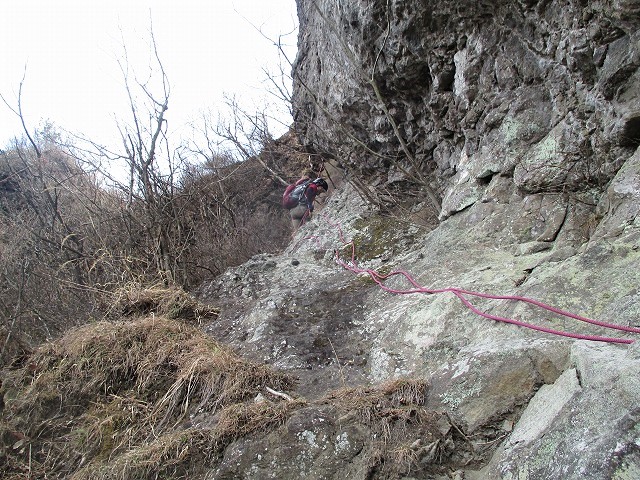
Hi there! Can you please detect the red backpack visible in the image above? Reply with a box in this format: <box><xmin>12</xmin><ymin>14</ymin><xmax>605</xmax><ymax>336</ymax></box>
<box><xmin>282</xmin><ymin>179</ymin><xmax>311</xmax><ymax>209</ymax></box>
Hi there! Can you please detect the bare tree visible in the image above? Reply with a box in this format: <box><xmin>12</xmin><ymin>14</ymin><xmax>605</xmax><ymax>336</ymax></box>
<box><xmin>63</xmin><ymin>21</ymin><xmax>198</xmax><ymax>285</ymax></box>
<box><xmin>0</xmin><ymin>125</ymin><xmax>125</xmax><ymax>363</ymax></box>
<box><xmin>0</xmin><ymin>12</ymin><xmax>321</xmax><ymax>364</ymax></box>
<box><xmin>0</xmin><ymin>66</ymin><xmax>42</xmax><ymax>158</ymax></box>
<box><xmin>116</xmin><ymin>24</ymin><xmax>176</xmax><ymax>281</ymax></box>
<box><xmin>179</xmin><ymin>98</ymin><xmax>307</xmax><ymax>281</ymax></box>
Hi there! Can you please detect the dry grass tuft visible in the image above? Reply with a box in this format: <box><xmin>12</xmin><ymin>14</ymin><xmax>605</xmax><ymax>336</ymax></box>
<box><xmin>325</xmin><ymin>378</ymin><xmax>451</xmax><ymax>477</ymax></box>
<box><xmin>214</xmin><ymin>399</ymin><xmax>304</xmax><ymax>447</ymax></box>
<box><xmin>326</xmin><ymin>378</ymin><xmax>429</xmax><ymax>424</ymax></box>
<box><xmin>111</xmin><ymin>282</ymin><xmax>219</xmax><ymax>322</ymax></box>
<box><xmin>0</xmin><ymin>315</ymin><xmax>459</xmax><ymax>479</ymax></box>
<box><xmin>66</xmin><ymin>400</ymin><xmax>304</xmax><ymax>480</ymax></box>
<box><xmin>0</xmin><ymin>316</ymin><xmax>297</xmax><ymax>479</ymax></box>
<box><xmin>1</xmin><ymin>331</ymin><xmax>462</xmax><ymax>479</ymax></box>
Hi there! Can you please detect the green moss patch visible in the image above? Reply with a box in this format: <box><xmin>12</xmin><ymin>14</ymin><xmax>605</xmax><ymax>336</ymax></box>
<box><xmin>351</xmin><ymin>215</ymin><xmax>417</xmax><ymax>262</ymax></box>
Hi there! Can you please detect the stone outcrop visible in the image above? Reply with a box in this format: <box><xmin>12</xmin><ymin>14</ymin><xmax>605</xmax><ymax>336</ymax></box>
<box><xmin>202</xmin><ymin>156</ymin><xmax>640</xmax><ymax>477</ymax></box>
<box><xmin>293</xmin><ymin>0</ymin><xmax>640</xmax><ymax>213</ymax></box>
<box><xmin>198</xmin><ymin>1</ymin><xmax>640</xmax><ymax>478</ymax></box>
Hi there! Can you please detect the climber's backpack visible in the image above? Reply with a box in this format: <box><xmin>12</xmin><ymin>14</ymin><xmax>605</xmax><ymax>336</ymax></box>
<box><xmin>282</xmin><ymin>179</ymin><xmax>312</xmax><ymax>209</ymax></box>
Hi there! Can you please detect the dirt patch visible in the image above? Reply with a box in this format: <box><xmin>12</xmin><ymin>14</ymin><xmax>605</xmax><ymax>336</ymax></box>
<box><xmin>207</xmin><ymin>275</ymin><xmax>376</xmax><ymax>399</ymax></box>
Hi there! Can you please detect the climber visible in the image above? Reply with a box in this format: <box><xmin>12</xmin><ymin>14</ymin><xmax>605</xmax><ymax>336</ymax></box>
<box><xmin>284</xmin><ymin>177</ymin><xmax>329</xmax><ymax>229</ymax></box>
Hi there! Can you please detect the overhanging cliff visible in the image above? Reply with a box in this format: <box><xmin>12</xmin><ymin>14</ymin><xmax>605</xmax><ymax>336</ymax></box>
<box><xmin>293</xmin><ymin>0</ymin><xmax>640</xmax><ymax>218</ymax></box>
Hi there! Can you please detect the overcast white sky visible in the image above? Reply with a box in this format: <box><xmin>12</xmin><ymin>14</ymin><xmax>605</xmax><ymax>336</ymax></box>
<box><xmin>0</xmin><ymin>0</ymin><xmax>298</xmax><ymax>150</ymax></box>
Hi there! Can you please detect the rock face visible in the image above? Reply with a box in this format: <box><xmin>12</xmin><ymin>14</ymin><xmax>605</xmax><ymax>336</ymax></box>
<box><xmin>198</xmin><ymin>1</ymin><xmax>640</xmax><ymax>478</ymax></box>
<box><xmin>293</xmin><ymin>0</ymin><xmax>640</xmax><ymax>211</ymax></box>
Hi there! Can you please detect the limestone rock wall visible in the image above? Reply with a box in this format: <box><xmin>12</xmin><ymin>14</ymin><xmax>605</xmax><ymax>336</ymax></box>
<box><xmin>293</xmin><ymin>0</ymin><xmax>640</xmax><ymax>217</ymax></box>
<box><xmin>196</xmin><ymin>1</ymin><xmax>640</xmax><ymax>478</ymax></box>
<box><xmin>201</xmin><ymin>151</ymin><xmax>640</xmax><ymax>478</ymax></box>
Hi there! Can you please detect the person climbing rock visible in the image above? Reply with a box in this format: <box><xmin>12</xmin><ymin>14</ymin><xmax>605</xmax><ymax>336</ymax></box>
<box><xmin>284</xmin><ymin>177</ymin><xmax>329</xmax><ymax>229</ymax></box>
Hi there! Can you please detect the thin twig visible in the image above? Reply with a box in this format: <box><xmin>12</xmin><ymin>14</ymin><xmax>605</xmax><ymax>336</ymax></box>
<box><xmin>328</xmin><ymin>336</ymin><xmax>347</xmax><ymax>388</ymax></box>
<box><xmin>265</xmin><ymin>386</ymin><xmax>294</xmax><ymax>401</ymax></box>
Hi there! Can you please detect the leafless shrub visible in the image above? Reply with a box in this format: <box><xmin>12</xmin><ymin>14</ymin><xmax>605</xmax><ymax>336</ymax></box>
<box><xmin>0</xmin><ymin>23</ymin><xmax>310</xmax><ymax>362</ymax></box>
<box><xmin>0</xmin><ymin>138</ymin><xmax>130</xmax><ymax>363</ymax></box>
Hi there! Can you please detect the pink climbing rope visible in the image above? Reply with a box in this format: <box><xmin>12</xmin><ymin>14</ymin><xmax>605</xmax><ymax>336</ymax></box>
<box><xmin>319</xmin><ymin>213</ymin><xmax>638</xmax><ymax>345</ymax></box>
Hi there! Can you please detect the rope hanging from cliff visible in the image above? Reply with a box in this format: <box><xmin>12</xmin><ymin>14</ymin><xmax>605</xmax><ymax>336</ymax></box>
<box><xmin>317</xmin><ymin>214</ymin><xmax>639</xmax><ymax>345</ymax></box>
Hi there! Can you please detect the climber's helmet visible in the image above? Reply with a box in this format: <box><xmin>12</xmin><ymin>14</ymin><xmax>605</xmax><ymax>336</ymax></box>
<box><xmin>313</xmin><ymin>178</ymin><xmax>329</xmax><ymax>192</ymax></box>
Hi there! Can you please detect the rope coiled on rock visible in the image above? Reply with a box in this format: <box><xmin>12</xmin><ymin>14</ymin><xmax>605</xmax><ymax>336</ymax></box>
<box><xmin>317</xmin><ymin>213</ymin><xmax>639</xmax><ymax>345</ymax></box>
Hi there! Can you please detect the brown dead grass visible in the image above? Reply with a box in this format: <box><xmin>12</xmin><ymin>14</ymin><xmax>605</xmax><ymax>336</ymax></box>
<box><xmin>111</xmin><ymin>282</ymin><xmax>219</xmax><ymax>322</ymax></box>
<box><xmin>0</xmin><ymin>326</ymin><xmax>458</xmax><ymax>480</ymax></box>
<box><xmin>324</xmin><ymin>378</ymin><xmax>453</xmax><ymax>477</ymax></box>
<box><xmin>0</xmin><ymin>315</ymin><xmax>297</xmax><ymax>480</ymax></box>
<box><xmin>325</xmin><ymin>378</ymin><xmax>430</xmax><ymax>425</ymax></box>
<box><xmin>0</xmin><ymin>290</ymin><xmax>459</xmax><ymax>480</ymax></box>
<box><xmin>68</xmin><ymin>399</ymin><xmax>305</xmax><ymax>480</ymax></box>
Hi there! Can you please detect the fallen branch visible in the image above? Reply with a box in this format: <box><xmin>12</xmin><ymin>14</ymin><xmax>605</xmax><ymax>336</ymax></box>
<box><xmin>265</xmin><ymin>386</ymin><xmax>294</xmax><ymax>402</ymax></box>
